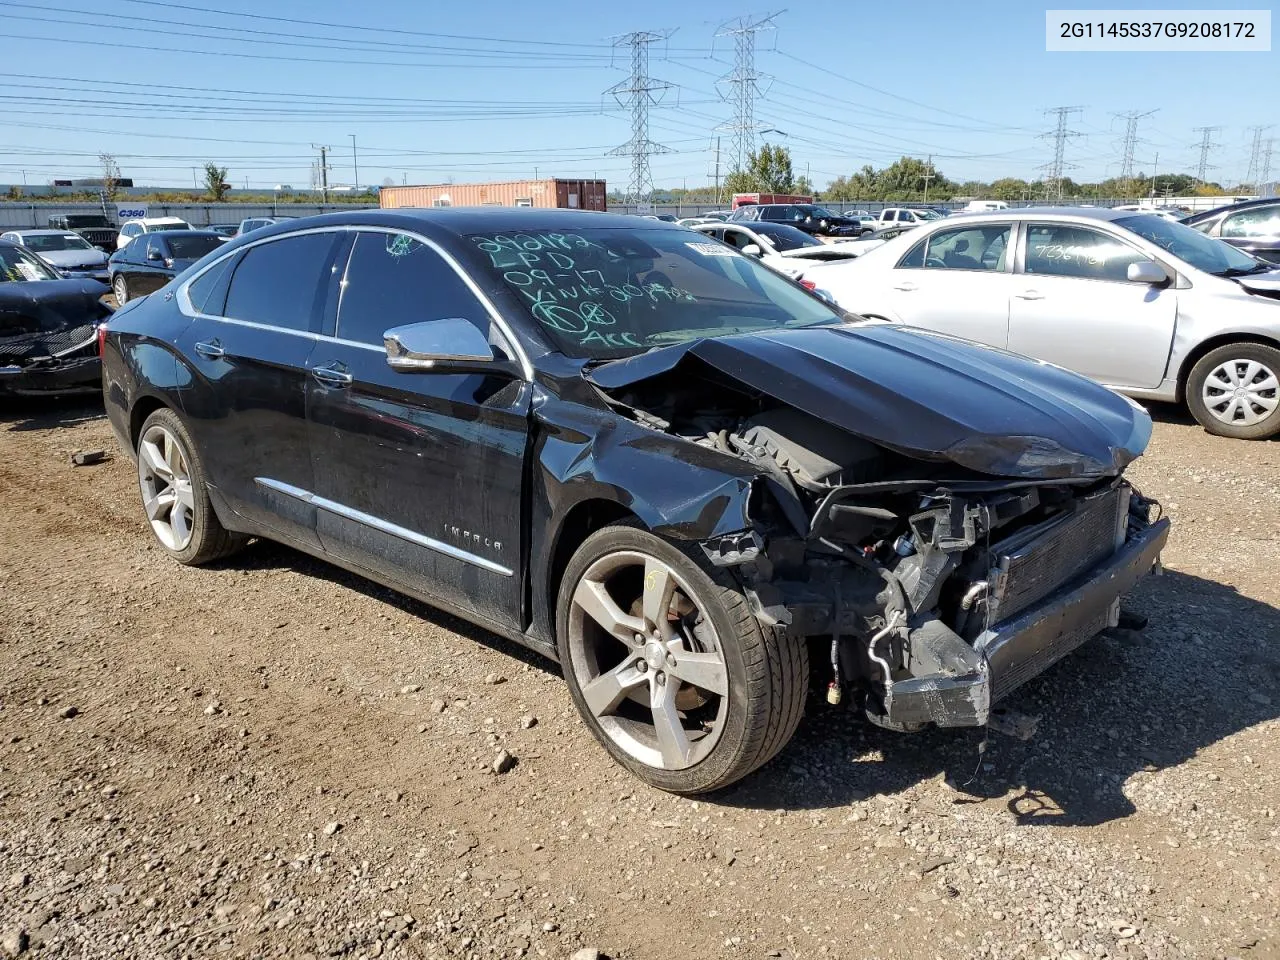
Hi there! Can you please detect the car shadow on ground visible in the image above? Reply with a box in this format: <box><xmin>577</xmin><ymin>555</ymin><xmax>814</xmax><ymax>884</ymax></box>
<box><xmin>719</xmin><ymin>568</ymin><xmax>1280</xmax><ymax>826</ymax></box>
<box><xmin>226</xmin><ymin>536</ymin><xmax>1278</xmax><ymax>827</ymax></box>
<box><xmin>0</xmin><ymin>396</ymin><xmax>105</xmax><ymax>432</ymax></box>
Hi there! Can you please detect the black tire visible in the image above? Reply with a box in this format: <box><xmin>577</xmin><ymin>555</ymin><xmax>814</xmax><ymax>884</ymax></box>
<box><xmin>555</xmin><ymin>521</ymin><xmax>807</xmax><ymax>794</ymax></box>
<box><xmin>136</xmin><ymin>407</ymin><xmax>247</xmax><ymax>565</ymax></box>
<box><xmin>112</xmin><ymin>274</ymin><xmax>129</xmax><ymax>305</ymax></box>
<box><xmin>1185</xmin><ymin>341</ymin><xmax>1280</xmax><ymax>440</ymax></box>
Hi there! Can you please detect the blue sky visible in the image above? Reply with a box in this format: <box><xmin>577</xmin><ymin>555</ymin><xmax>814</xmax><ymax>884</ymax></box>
<box><xmin>0</xmin><ymin>0</ymin><xmax>1273</xmax><ymax>190</ymax></box>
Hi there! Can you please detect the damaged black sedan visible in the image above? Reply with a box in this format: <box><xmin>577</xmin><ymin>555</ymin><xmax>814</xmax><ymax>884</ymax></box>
<box><xmin>1</xmin><ymin>239</ymin><xmax>111</xmax><ymax>397</ymax></box>
<box><xmin>100</xmin><ymin>210</ymin><xmax>1169</xmax><ymax>793</ymax></box>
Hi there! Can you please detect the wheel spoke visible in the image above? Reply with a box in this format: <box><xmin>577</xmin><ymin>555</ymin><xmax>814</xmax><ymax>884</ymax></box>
<box><xmin>641</xmin><ymin>557</ymin><xmax>676</xmax><ymax>639</ymax></box>
<box><xmin>1207</xmin><ymin>370</ymin><xmax>1233</xmax><ymax>391</ymax></box>
<box><xmin>580</xmin><ymin>659</ymin><xmax>647</xmax><ymax>718</ymax></box>
<box><xmin>1223</xmin><ymin>397</ymin><xmax>1243</xmax><ymax>421</ymax></box>
<box><xmin>139</xmin><ymin>439</ymin><xmax>173</xmax><ymax>481</ymax></box>
<box><xmin>170</xmin><ymin>502</ymin><xmax>193</xmax><ymax>547</ymax></box>
<box><xmin>173</xmin><ymin>478</ymin><xmax>196</xmax><ymax>512</ymax></box>
<box><xmin>574</xmin><ymin>578</ymin><xmax>644</xmax><ymax>646</ymax></box>
<box><xmin>144</xmin><ymin>489</ymin><xmax>176</xmax><ymax>521</ymax></box>
<box><xmin>1247</xmin><ymin>392</ymin><xmax>1278</xmax><ymax>412</ymax></box>
<box><xmin>1242</xmin><ymin>361</ymin><xmax>1261</xmax><ymax>385</ymax></box>
<box><xmin>650</xmin><ymin>680</ymin><xmax>692</xmax><ymax>768</ymax></box>
<box><xmin>666</xmin><ymin>650</ymin><xmax>728</xmax><ymax>697</ymax></box>
<box><xmin>1250</xmin><ymin>374</ymin><xmax>1278</xmax><ymax>394</ymax></box>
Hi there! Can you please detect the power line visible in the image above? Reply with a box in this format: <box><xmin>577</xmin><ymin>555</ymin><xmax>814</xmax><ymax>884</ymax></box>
<box><xmin>1114</xmin><ymin>109</ymin><xmax>1157</xmax><ymax>180</ymax></box>
<box><xmin>715</xmin><ymin>13</ymin><xmax>779</xmax><ymax>173</ymax></box>
<box><xmin>1192</xmin><ymin>126</ymin><xmax>1221</xmax><ymax>182</ymax></box>
<box><xmin>604</xmin><ymin>31</ymin><xmax>676</xmax><ymax>204</ymax></box>
<box><xmin>1038</xmin><ymin>106</ymin><xmax>1084</xmax><ymax>199</ymax></box>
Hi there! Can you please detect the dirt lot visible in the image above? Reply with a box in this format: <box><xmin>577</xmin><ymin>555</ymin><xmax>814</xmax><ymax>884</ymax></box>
<box><xmin>0</xmin><ymin>398</ymin><xmax>1276</xmax><ymax>960</ymax></box>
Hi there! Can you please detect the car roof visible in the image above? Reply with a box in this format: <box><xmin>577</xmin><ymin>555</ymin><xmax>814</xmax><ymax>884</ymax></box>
<box><xmin>144</xmin><ymin>229</ymin><xmax>223</xmax><ymax>237</ymax></box>
<box><xmin>938</xmin><ymin>206</ymin><xmax>1147</xmax><ymax>223</ymax></box>
<box><xmin>1184</xmin><ymin>196</ymin><xmax>1278</xmax><ymax>221</ymax></box>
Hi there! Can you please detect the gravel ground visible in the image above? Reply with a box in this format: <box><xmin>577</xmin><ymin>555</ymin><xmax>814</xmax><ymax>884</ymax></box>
<box><xmin>0</xmin><ymin>398</ymin><xmax>1276</xmax><ymax>960</ymax></box>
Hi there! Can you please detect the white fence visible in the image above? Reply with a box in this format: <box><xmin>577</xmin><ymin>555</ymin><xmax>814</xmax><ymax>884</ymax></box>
<box><xmin>0</xmin><ymin>201</ymin><xmax>378</xmax><ymax>229</ymax></box>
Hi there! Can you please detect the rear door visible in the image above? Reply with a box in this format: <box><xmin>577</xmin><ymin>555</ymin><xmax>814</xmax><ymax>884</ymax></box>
<box><xmin>1008</xmin><ymin>222</ymin><xmax>1177</xmax><ymax>389</ymax></box>
<box><xmin>174</xmin><ymin>230</ymin><xmax>347</xmax><ymax>548</ymax></box>
<box><xmin>876</xmin><ymin>221</ymin><xmax>1015</xmax><ymax>347</ymax></box>
<box><xmin>304</xmin><ymin>228</ymin><xmax>531</xmax><ymax>630</ymax></box>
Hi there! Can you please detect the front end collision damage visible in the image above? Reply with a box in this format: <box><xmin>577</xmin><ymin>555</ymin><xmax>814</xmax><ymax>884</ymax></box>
<box><xmin>555</xmin><ymin>325</ymin><xmax>1171</xmax><ymax>731</ymax></box>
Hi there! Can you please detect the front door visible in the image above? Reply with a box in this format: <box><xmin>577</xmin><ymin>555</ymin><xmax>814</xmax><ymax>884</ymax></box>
<box><xmin>880</xmin><ymin>221</ymin><xmax>1015</xmax><ymax>348</ymax></box>
<box><xmin>174</xmin><ymin>230</ymin><xmax>347</xmax><ymax>548</ymax></box>
<box><xmin>305</xmin><ymin>228</ymin><xmax>531</xmax><ymax>630</ymax></box>
<box><xmin>1009</xmin><ymin>222</ymin><xmax>1177</xmax><ymax>389</ymax></box>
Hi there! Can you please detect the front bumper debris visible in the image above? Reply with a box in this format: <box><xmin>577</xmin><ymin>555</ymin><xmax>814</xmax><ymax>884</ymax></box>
<box><xmin>881</xmin><ymin>516</ymin><xmax>1170</xmax><ymax>729</ymax></box>
<box><xmin>0</xmin><ymin>356</ymin><xmax>102</xmax><ymax>395</ymax></box>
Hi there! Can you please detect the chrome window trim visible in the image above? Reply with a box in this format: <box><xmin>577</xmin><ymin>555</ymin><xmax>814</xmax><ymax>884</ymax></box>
<box><xmin>255</xmin><ymin>477</ymin><xmax>513</xmax><ymax>577</ymax></box>
<box><xmin>175</xmin><ymin>223</ymin><xmax>533</xmax><ymax>379</ymax></box>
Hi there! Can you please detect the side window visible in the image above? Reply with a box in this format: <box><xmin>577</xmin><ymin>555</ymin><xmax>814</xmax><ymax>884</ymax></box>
<box><xmin>719</xmin><ymin>228</ymin><xmax>748</xmax><ymax>249</ymax></box>
<box><xmin>145</xmin><ymin>236</ymin><xmax>164</xmax><ymax>259</ymax></box>
<box><xmin>335</xmin><ymin>231</ymin><xmax>489</xmax><ymax>346</ymax></box>
<box><xmin>223</xmin><ymin>232</ymin><xmax>339</xmax><ymax>332</ymax></box>
<box><xmin>1024</xmin><ymin>224</ymin><xmax>1146</xmax><ymax>282</ymax></box>
<box><xmin>122</xmin><ymin>223</ymin><xmax>139</xmax><ymax>238</ymax></box>
<box><xmin>186</xmin><ymin>257</ymin><xmax>235</xmax><ymax>315</ymax></box>
<box><xmin>1222</xmin><ymin>205</ymin><xmax>1280</xmax><ymax>239</ymax></box>
<box><xmin>898</xmin><ymin>225</ymin><xmax>1012</xmax><ymax>271</ymax></box>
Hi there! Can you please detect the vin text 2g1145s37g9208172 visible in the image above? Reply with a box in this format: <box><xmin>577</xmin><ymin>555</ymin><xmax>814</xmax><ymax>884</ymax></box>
<box><xmin>100</xmin><ymin>209</ymin><xmax>1169</xmax><ymax>793</ymax></box>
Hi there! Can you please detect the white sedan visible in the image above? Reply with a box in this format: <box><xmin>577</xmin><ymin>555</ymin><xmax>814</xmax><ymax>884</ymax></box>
<box><xmin>689</xmin><ymin>221</ymin><xmax>869</xmax><ymax>278</ymax></box>
<box><xmin>799</xmin><ymin>206</ymin><xmax>1280</xmax><ymax>439</ymax></box>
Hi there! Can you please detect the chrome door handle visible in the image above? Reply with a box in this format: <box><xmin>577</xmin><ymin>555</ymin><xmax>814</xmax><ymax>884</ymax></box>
<box><xmin>1015</xmin><ymin>290</ymin><xmax>1044</xmax><ymax>300</ymax></box>
<box><xmin>311</xmin><ymin>363</ymin><xmax>352</xmax><ymax>387</ymax></box>
<box><xmin>194</xmin><ymin>339</ymin><xmax>224</xmax><ymax>359</ymax></box>
<box><xmin>893</xmin><ymin>281</ymin><xmax>917</xmax><ymax>292</ymax></box>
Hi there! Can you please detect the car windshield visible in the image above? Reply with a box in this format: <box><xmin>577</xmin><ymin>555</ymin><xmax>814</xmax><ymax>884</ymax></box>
<box><xmin>751</xmin><ymin>223</ymin><xmax>823</xmax><ymax>251</ymax></box>
<box><xmin>153</xmin><ymin>221</ymin><xmax>192</xmax><ymax>231</ymax></box>
<box><xmin>915</xmin><ymin>209</ymin><xmax>943</xmax><ymax>220</ymax></box>
<box><xmin>468</xmin><ymin>227</ymin><xmax>842</xmax><ymax>360</ymax></box>
<box><xmin>1116</xmin><ymin>214</ymin><xmax>1263</xmax><ymax>276</ymax></box>
<box><xmin>804</xmin><ymin>206</ymin><xmax>837</xmax><ymax>218</ymax></box>
<box><xmin>23</xmin><ymin>234</ymin><xmax>94</xmax><ymax>252</ymax></box>
<box><xmin>165</xmin><ymin>235</ymin><xmax>224</xmax><ymax>260</ymax></box>
<box><xmin>0</xmin><ymin>246</ymin><xmax>60</xmax><ymax>282</ymax></box>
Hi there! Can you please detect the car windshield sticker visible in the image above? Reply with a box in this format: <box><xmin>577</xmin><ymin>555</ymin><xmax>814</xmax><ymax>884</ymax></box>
<box><xmin>13</xmin><ymin>261</ymin><xmax>40</xmax><ymax>282</ymax></box>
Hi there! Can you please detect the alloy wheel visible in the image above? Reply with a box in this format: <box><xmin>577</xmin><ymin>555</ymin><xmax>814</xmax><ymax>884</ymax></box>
<box><xmin>1201</xmin><ymin>358</ymin><xmax>1279</xmax><ymax>427</ymax></box>
<box><xmin>137</xmin><ymin>424</ymin><xmax>197</xmax><ymax>551</ymax></box>
<box><xmin>113</xmin><ymin>276</ymin><xmax>128</xmax><ymax>304</ymax></box>
<box><xmin>567</xmin><ymin>550</ymin><xmax>729</xmax><ymax>771</ymax></box>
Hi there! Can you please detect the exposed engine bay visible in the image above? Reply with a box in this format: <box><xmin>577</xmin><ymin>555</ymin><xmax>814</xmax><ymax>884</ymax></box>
<box><xmin>594</xmin><ymin>358</ymin><xmax>1169</xmax><ymax>730</ymax></box>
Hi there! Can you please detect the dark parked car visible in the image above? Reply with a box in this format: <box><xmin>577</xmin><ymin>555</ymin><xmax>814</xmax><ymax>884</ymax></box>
<box><xmin>1183</xmin><ymin>198</ymin><xmax>1280</xmax><ymax>264</ymax></box>
<box><xmin>730</xmin><ymin>203</ymin><xmax>866</xmax><ymax>237</ymax></box>
<box><xmin>101</xmin><ymin>209</ymin><xmax>1169</xmax><ymax>793</ymax></box>
<box><xmin>108</xmin><ymin>230</ymin><xmax>227</xmax><ymax>305</ymax></box>
<box><xmin>47</xmin><ymin>213</ymin><xmax>119</xmax><ymax>253</ymax></box>
<box><xmin>0</xmin><ymin>240</ymin><xmax>111</xmax><ymax>397</ymax></box>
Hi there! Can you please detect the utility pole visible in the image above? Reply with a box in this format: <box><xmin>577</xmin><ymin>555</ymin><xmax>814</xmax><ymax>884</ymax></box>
<box><xmin>605</xmin><ymin>30</ymin><xmax>675</xmax><ymax>207</ymax></box>
<box><xmin>1150</xmin><ymin>150</ymin><xmax>1159</xmax><ymax>198</ymax></box>
<box><xmin>349</xmin><ymin>134</ymin><xmax>359</xmax><ymax>191</ymax></box>
<box><xmin>715</xmin><ymin>13</ymin><xmax>779</xmax><ymax>176</ymax></box>
<box><xmin>1114</xmin><ymin>109</ymin><xmax>1157</xmax><ymax>181</ymax></box>
<box><xmin>921</xmin><ymin>155</ymin><xmax>936</xmax><ymax>203</ymax></box>
<box><xmin>312</xmin><ymin>144</ymin><xmax>330</xmax><ymax>202</ymax></box>
<box><xmin>1038</xmin><ymin>106</ymin><xmax>1084</xmax><ymax>201</ymax></box>
<box><xmin>1192</xmin><ymin>126</ymin><xmax>1221</xmax><ymax>184</ymax></box>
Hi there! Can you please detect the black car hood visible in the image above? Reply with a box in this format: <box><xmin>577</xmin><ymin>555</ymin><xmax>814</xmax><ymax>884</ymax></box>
<box><xmin>586</xmin><ymin>323</ymin><xmax>1152</xmax><ymax>480</ymax></box>
<box><xmin>0</xmin><ymin>279</ymin><xmax>108</xmax><ymax>361</ymax></box>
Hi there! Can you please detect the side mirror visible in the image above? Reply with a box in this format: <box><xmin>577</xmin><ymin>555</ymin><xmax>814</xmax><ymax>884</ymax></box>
<box><xmin>146</xmin><ymin>248</ymin><xmax>163</xmax><ymax>261</ymax></box>
<box><xmin>384</xmin><ymin>318</ymin><xmax>519</xmax><ymax>376</ymax></box>
<box><xmin>740</xmin><ymin>243</ymin><xmax>763</xmax><ymax>257</ymax></box>
<box><xmin>1126</xmin><ymin>260</ymin><xmax>1169</xmax><ymax>284</ymax></box>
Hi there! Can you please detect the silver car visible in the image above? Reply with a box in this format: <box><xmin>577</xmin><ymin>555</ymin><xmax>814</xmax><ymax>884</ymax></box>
<box><xmin>804</xmin><ymin>207</ymin><xmax>1280</xmax><ymax>440</ymax></box>
<box><xmin>0</xmin><ymin>229</ymin><xmax>110</xmax><ymax>282</ymax></box>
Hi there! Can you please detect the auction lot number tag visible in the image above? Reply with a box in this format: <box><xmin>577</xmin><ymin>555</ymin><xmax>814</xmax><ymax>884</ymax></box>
<box><xmin>1046</xmin><ymin>9</ymin><xmax>1271</xmax><ymax>50</ymax></box>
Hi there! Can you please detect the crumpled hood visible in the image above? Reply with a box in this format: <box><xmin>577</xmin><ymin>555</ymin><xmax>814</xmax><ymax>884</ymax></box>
<box><xmin>35</xmin><ymin>249</ymin><xmax>109</xmax><ymax>270</ymax></box>
<box><xmin>587</xmin><ymin>323</ymin><xmax>1152</xmax><ymax>480</ymax></box>
<box><xmin>0</xmin><ymin>278</ymin><xmax>109</xmax><ymax>341</ymax></box>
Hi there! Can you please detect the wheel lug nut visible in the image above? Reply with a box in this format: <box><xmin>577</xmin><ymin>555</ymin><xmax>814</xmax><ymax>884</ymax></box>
<box><xmin>655</xmin><ymin>672</ymin><xmax>665</xmax><ymax>685</ymax></box>
<box><xmin>665</xmin><ymin>654</ymin><xmax>676</xmax><ymax>667</ymax></box>
<box><xmin>636</xmin><ymin>660</ymin><xmax>647</xmax><ymax>673</ymax></box>
<box><xmin>634</xmin><ymin>633</ymin><xmax>644</xmax><ymax>645</ymax></box>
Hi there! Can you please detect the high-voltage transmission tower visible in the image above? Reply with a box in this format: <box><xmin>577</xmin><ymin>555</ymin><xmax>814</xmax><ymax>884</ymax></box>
<box><xmin>1114</xmin><ymin>109</ymin><xmax>1157</xmax><ymax>180</ymax></box>
<box><xmin>1263</xmin><ymin>138</ymin><xmax>1275</xmax><ymax>186</ymax></box>
<box><xmin>1192</xmin><ymin>126</ymin><xmax>1221</xmax><ymax>183</ymax></box>
<box><xmin>605</xmin><ymin>31</ymin><xmax>675</xmax><ymax>205</ymax></box>
<box><xmin>1038</xmin><ymin>106</ymin><xmax>1084</xmax><ymax>200</ymax></box>
<box><xmin>1244</xmin><ymin>125</ymin><xmax>1273</xmax><ymax>188</ymax></box>
<box><xmin>715</xmin><ymin>14</ymin><xmax>779</xmax><ymax>175</ymax></box>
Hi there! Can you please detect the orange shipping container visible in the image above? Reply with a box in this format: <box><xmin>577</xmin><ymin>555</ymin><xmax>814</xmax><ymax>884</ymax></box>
<box><xmin>380</xmin><ymin>178</ymin><xmax>606</xmax><ymax>211</ymax></box>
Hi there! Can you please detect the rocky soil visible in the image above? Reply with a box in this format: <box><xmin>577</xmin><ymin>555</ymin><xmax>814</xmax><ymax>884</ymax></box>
<box><xmin>0</xmin><ymin>398</ymin><xmax>1276</xmax><ymax>960</ymax></box>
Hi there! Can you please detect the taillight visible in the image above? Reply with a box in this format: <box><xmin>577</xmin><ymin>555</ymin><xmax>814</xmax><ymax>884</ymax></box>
<box><xmin>97</xmin><ymin>323</ymin><xmax>108</xmax><ymax>357</ymax></box>
<box><xmin>798</xmin><ymin>278</ymin><xmax>817</xmax><ymax>291</ymax></box>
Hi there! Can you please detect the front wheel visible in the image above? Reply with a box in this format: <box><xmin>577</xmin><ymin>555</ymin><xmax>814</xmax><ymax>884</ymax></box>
<box><xmin>1186</xmin><ymin>342</ymin><xmax>1280</xmax><ymax>440</ymax></box>
<box><xmin>555</xmin><ymin>522</ymin><xmax>807</xmax><ymax>794</ymax></box>
<box><xmin>112</xmin><ymin>275</ymin><xmax>129</xmax><ymax>305</ymax></box>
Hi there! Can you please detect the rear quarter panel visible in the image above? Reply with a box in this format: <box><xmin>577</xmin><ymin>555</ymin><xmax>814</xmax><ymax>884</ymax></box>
<box><xmin>102</xmin><ymin>298</ymin><xmax>196</xmax><ymax>458</ymax></box>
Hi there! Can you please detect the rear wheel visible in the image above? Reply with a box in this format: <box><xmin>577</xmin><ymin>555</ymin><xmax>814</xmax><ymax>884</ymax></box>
<box><xmin>555</xmin><ymin>522</ymin><xmax>807</xmax><ymax>793</ymax></box>
<box><xmin>1186</xmin><ymin>342</ymin><xmax>1280</xmax><ymax>440</ymax></box>
<box><xmin>112</xmin><ymin>275</ymin><xmax>129</xmax><ymax>305</ymax></box>
<box><xmin>136</xmin><ymin>408</ymin><xmax>246</xmax><ymax>565</ymax></box>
